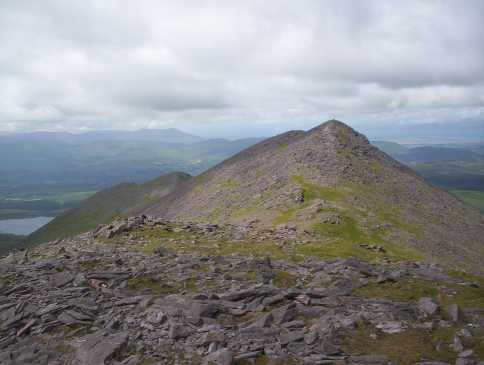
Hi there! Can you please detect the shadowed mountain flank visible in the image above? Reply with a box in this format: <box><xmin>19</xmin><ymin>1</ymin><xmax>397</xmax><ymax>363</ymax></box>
<box><xmin>144</xmin><ymin>120</ymin><xmax>484</xmax><ymax>272</ymax></box>
<box><xmin>27</xmin><ymin>171</ymin><xmax>191</xmax><ymax>245</ymax></box>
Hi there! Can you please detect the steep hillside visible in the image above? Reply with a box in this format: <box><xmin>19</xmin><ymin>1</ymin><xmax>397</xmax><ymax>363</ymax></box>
<box><xmin>27</xmin><ymin>171</ymin><xmax>191</xmax><ymax>244</ymax></box>
<box><xmin>145</xmin><ymin>120</ymin><xmax>484</xmax><ymax>272</ymax></box>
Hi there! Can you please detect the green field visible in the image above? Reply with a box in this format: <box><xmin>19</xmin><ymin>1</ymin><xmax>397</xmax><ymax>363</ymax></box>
<box><xmin>0</xmin><ymin>191</ymin><xmax>95</xmax><ymax>220</ymax></box>
<box><xmin>452</xmin><ymin>190</ymin><xmax>484</xmax><ymax>212</ymax></box>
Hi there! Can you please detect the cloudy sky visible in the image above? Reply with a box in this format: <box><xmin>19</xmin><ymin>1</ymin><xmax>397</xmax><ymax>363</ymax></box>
<box><xmin>1</xmin><ymin>0</ymin><xmax>483</xmax><ymax>139</ymax></box>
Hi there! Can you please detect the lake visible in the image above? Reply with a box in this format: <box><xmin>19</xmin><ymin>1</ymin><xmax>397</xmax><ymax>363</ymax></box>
<box><xmin>0</xmin><ymin>217</ymin><xmax>54</xmax><ymax>235</ymax></box>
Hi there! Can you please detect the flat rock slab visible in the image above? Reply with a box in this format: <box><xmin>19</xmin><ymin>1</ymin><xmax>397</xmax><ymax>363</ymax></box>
<box><xmin>71</xmin><ymin>331</ymin><xmax>128</xmax><ymax>365</ymax></box>
<box><xmin>49</xmin><ymin>272</ymin><xmax>74</xmax><ymax>288</ymax></box>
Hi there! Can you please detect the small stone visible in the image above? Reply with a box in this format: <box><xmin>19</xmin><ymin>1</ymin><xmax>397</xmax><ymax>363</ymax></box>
<box><xmin>202</xmin><ymin>348</ymin><xmax>233</xmax><ymax>365</ymax></box>
<box><xmin>146</xmin><ymin>309</ymin><xmax>167</xmax><ymax>325</ymax></box>
<box><xmin>375</xmin><ymin>321</ymin><xmax>406</xmax><ymax>334</ymax></box>
<box><xmin>450</xmin><ymin>335</ymin><xmax>464</xmax><ymax>352</ymax></box>
<box><xmin>169</xmin><ymin>323</ymin><xmax>191</xmax><ymax>339</ymax></box>
<box><xmin>447</xmin><ymin>304</ymin><xmax>460</xmax><ymax>323</ymax></box>
<box><xmin>295</xmin><ymin>294</ymin><xmax>311</xmax><ymax>306</ymax></box>
<box><xmin>418</xmin><ymin>297</ymin><xmax>439</xmax><ymax>316</ymax></box>
<box><xmin>458</xmin><ymin>350</ymin><xmax>474</xmax><ymax>358</ymax></box>
<box><xmin>457</xmin><ymin>328</ymin><xmax>472</xmax><ymax>338</ymax></box>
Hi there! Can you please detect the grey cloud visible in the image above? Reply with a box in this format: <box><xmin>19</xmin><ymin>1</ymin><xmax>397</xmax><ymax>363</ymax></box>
<box><xmin>0</xmin><ymin>0</ymin><xmax>483</xmax><ymax>134</ymax></box>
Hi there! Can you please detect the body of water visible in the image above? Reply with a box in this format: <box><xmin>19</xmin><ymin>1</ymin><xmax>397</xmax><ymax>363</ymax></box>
<box><xmin>0</xmin><ymin>217</ymin><xmax>53</xmax><ymax>235</ymax></box>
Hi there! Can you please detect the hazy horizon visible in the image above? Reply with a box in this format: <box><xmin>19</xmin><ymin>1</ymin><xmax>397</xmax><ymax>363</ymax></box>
<box><xmin>1</xmin><ymin>119</ymin><xmax>483</xmax><ymax>145</ymax></box>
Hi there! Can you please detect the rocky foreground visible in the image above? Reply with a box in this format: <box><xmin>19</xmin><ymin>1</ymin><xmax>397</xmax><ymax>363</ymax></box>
<box><xmin>1</xmin><ymin>216</ymin><xmax>483</xmax><ymax>365</ymax></box>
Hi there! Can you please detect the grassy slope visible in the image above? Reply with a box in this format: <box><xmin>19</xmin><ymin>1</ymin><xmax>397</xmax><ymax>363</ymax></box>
<box><xmin>0</xmin><ymin>233</ymin><xmax>26</xmax><ymax>255</ymax></box>
<box><xmin>26</xmin><ymin>172</ymin><xmax>190</xmax><ymax>245</ymax></box>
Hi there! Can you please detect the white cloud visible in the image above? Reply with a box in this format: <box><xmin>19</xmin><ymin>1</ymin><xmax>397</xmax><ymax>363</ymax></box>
<box><xmin>0</xmin><ymin>0</ymin><xmax>483</xmax><ymax>134</ymax></box>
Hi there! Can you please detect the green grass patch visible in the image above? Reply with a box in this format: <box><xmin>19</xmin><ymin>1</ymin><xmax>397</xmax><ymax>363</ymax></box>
<box><xmin>295</xmin><ymin>239</ymin><xmax>421</xmax><ymax>263</ymax></box>
<box><xmin>133</xmin><ymin>227</ymin><xmax>194</xmax><ymax>252</ymax></box>
<box><xmin>355</xmin><ymin>276</ymin><xmax>484</xmax><ymax>310</ymax></box>
<box><xmin>54</xmin><ymin>342</ymin><xmax>73</xmax><ymax>355</ymax></box>
<box><xmin>440</xmin><ymin>283</ymin><xmax>484</xmax><ymax>310</ymax></box>
<box><xmin>0</xmin><ymin>275</ymin><xmax>14</xmax><ymax>286</ymax></box>
<box><xmin>273</xmin><ymin>208</ymin><xmax>297</xmax><ymax>225</ymax></box>
<box><xmin>344</xmin><ymin>326</ymin><xmax>456</xmax><ymax>365</ymax></box>
<box><xmin>132</xmin><ymin>222</ymin><xmax>421</xmax><ymax>266</ymax></box>
<box><xmin>276</xmin><ymin>142</ymin><xmax>288</xmax><ymax>151</ymax></box>
<box><xmin>216</xmin><ymin>178</ymin><xmax>240</xmax><ymax>190</ymax></box>
<box><xmin>273</xmin><ymin>270</ymin><xmax>298</xmax><ymax>288</ymax></box>
<box><xmin>313</xmin><ymin>215</ymin><xmax>363</xmax><ymax>242</ymax></box>
<box><xmin>292</xmin><ymin>175</ymin><xmax>347</xmax><ymax>202</ymax></box>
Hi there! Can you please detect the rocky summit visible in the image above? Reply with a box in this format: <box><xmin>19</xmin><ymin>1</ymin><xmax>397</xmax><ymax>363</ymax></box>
<box><xmin>1</xmin><ymin>121</ymin><xmax>484</xmax><ymax>365</ymax></box>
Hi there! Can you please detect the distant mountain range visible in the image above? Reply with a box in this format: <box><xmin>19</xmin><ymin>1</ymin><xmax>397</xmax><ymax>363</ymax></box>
<box><xmin>3</xmin><ymin>128</ymin><xmax>204</xmax><ymax>145</ymax></box>
<box><xmin>373</xmin><ymin>141</ymin><xmax>484</xmax><ymax>163</ymax></box>
<box><xmin>0</xmin><ymin>128</ymin><xmax>263</xmax><ymax>198</ymax></box>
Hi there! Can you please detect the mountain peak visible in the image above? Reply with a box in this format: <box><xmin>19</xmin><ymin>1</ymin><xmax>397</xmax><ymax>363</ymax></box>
<box><xmin>309</xmin><ymin>119</ymin><xmax>354</xmax><ymax>133</ymax></box>
<box><xmin>314</xmin><ymin>118</ymin><xmax>350</xmax><ymax>129</ymax></box>
<box><xmin>307</xmin><ymin>119</ymin><xmax>370</xmax><ymax>147</ymax></box>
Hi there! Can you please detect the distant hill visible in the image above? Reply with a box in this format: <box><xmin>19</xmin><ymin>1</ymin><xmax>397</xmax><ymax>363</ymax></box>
<box><xmin>27</xmin><ymin>172</ymin><xmax>191</xmax><ymax>245</ymax></box>
<box><xmin>398</xmin><ymin>146</ymin><xmax>481</xmax><ymax>163</ymax></box>
<box><xmin>372</xmin><ymin>140</ymin><xmax>409</xmax><ymax>155</ymax></box>
<box><xmin>4</xmin><ymin>128</ymin><xmax>204</xmax><ymax>145</ymax></box>
<box><xmin>372</xmin><ymin>142</ymin><xmax>484</xmax><ymax>196</ymax></box>
<box><xmin>145</xmin><ymin>120</ymin><xmax>484</xmax><ymax>272</ymax></box>
<box><xmin>374</xmin><ymin>141</ymin><xmax>482</xmax><ymax>163</ymax></box>
<box><xmin>0</xmin><ymin>130</ymin><xmax>261</xmax><ymax>199</ymax></box>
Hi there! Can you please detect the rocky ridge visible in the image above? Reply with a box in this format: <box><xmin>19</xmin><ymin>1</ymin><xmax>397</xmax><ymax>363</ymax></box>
<box><xmin>143</xmin><ymin>120</ymin><xmax>484</xmax><ymax>273</ymax></box>
<box><xmin>1</xmin><ymin>216</ymin><xmax>484</xmax><ymax>365</ymax></box>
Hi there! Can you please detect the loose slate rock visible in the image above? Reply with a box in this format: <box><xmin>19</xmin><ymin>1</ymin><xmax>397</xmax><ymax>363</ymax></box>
<box><xmin>49</xmin><ymin>271</ymin><xmax>74</xmax><ymax>288</ymax></box>
<box><xmin>71</xmin><ymin>331</ymin><xmax>128</xmax><ymax>365</ymax></box>
<box><xmin>202</xmin><ymin>348</ymin><xmax>233</xmax><ymax>365</ymax></box>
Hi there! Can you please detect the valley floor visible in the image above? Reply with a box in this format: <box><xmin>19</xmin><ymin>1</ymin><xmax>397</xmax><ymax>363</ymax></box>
<box><xmin>1</xmin><ymin>217</ymin><xmax>483</xmax><ymax>365</ymax></box>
